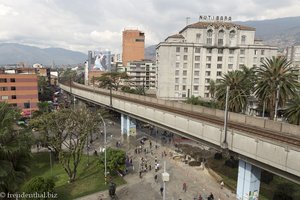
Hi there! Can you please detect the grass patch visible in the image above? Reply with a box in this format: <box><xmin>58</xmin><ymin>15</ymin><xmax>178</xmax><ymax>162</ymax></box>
<box><xmin>207</xmin><ymin>158</ymin><xmax>300</xmax><ymax>200</ymax></box>
<box><xmin>24</xmin><ymin>152</ymin><xmax>126</xmax><ymax>200</ymax></box>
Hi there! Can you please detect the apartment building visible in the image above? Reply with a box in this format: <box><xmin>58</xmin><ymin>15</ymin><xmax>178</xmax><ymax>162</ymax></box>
<box><xmin>122</xmin><ymin>29</ymin><xmax>145</xmax><ymax>67</ymax></box>
<box><xmin>156</xmin><ymin>20</ymin><xmax>278</xmax><ymax>100</ymax></box>
<box><xmin>0</xmin><ymin>69</ymin><xmax>38</xmax><ymax>116</ymax></box>
<box><xmin>126</xmin><ymin>60</ymin><xmax>156</xmax><ymax>92</ymax></box>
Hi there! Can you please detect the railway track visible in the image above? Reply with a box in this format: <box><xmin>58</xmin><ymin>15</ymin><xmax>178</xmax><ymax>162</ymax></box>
<box><xmin>65</xmin><ymin>83</ymin><xmax>300</xmax><ymax>148</ymax></box>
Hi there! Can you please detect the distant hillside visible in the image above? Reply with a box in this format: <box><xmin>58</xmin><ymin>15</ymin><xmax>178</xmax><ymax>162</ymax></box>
<box><xmin>0</xmin><ymin>43</ymin><xmax>87</xmax><ymax>65</ymax></box>
<box><xmin>145</xmin><ymin>45</ymin><xmax>157</xmax><ymax>61</ymax></box>
<box><xmin>238</xmin><ymin>16</ymin><xmax>300</xmax><ymax>50</ymax></box>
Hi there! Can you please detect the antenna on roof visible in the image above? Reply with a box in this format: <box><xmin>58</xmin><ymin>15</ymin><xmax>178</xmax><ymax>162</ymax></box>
<box><xmin>186</xmin><ymin>17</ymin><xmax>190</xmax><ymax>26</ymax></box>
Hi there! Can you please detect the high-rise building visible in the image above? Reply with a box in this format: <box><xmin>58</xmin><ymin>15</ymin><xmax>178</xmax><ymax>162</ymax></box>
<box><xmin>0</xmin><ymin>69</ymin><xmax>38</xmax><ymax>117</ymax></box>
<box><xmin>156</xmin><ymin>20</ymin><xmax>278</xmax><ymax>100</ymax></box>
<box><xmin>122</xmin><ymin>29</ymin><xmax>145</xmax><ymax>66</ymax></box>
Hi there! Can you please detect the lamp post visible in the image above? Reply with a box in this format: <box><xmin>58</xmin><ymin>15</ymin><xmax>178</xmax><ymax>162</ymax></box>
<box><xmin>222</xmin><ymin>86</ymin><xmax>230</xmax><ymax>149</ymax></box>
<box><xmin>47</xmin><ymin>146</ymin><xmax>53</xmax><ymax>176</ymax></box>
<box><xmin>99</xmin><ymin>115</ymin><xmax>107</xmax><ymax>184</ymax></box>
<box><xmin>274</xmin><ymin>84</ymin><xmax>280</xmax><ymax>121</ymax></box>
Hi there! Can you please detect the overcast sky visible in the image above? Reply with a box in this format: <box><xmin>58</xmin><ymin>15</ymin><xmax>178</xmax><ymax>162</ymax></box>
<box><xmin>1</xmin><ymin>0</ymin><xmax>299</xmax><ymax>54</ymax></box>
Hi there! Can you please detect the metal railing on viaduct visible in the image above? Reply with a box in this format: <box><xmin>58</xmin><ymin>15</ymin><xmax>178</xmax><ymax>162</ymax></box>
<box><xmin>60</xmin><ymin>82</ymin><xmax>300</xmax><ymax>184</ymax></box>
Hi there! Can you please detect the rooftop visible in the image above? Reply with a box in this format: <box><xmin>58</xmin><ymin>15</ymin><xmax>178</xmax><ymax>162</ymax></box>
<box><xmin>179</xmin><ymin>21</ymin><xmax>256</xmax><ymax>33</ymax></box>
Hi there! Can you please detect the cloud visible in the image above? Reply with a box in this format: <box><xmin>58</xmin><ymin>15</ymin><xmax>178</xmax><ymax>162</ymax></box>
<box><xmin>0</xmin><ymin>0</ymin><xmax>299</xmax><ymax>54</ymax></box>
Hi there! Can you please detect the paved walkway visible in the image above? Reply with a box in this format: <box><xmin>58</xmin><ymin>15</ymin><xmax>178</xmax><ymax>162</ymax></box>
<box><xmin>76</xmin><ymin>122</ymin><xmax>237</xmax><ymax>200</ymax></box>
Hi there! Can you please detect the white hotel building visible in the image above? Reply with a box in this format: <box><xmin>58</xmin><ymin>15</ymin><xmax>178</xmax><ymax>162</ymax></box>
<box><xmin>156</xmin><ymin>20</ymin><xmax>278</xmax><ymax>100</ymax></box>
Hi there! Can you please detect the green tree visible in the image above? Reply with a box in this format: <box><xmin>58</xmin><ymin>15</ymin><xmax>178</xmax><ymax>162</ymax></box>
<box><xmin>216</xmin><ymin>70</ymin><xmax>251</xmax><ymax>113</ymax></box>
<box><xmin>94</xmin><ymin>72</ymin><xmax>129</xmax><ymax>91</ymax></box>
<box><xmin>38</xmin><ymin>76</ymin><xmax>53</xmax><ymax>102</ymax></box>
<box><xmin>23</xmin><ymin>177</ymin><xmax>55</xmax><ymax>200</ymax></box>
<box><xmin>30</xmin><ymin>107</ymin><xmax>105</xmax><ymax>182</ymax></box>
<box><xmin>0</xmin><ymin>102</ymin><xmax>32</xmax><ymax>193</ymax></box>
<box><xmin>254</xmin><ymin>56</ymin><xmax>300</xmax><ymax>119</ymax></box>
<box><xmin>283</xmin><ymin>95</ymin><xmax>300</xmax><ymax>125</ymax></box>
<box><xmin>99</xmin><ymin>148</ymin><xmax>126</xmax><ymax>176</ymax></box>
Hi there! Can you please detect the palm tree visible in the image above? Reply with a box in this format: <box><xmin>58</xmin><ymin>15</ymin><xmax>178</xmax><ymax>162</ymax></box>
<box><xmin>254</xmin><ymin>56</ymin><xmax>300</xmax><ymax>119</ymax></box>
<box><xmin>216</xmin><ymin>70</ymin><xmax>251</xmax><ymax>113</ymax></box>
<box><xmin>283</xmin><ymin>95</ymin><xmax>300</xmax><ymax>125</ymax></box>
<box><xmin>0</xmin><ymin>102</ymin><xmax>32</xmax><ymax>193</ymax></box>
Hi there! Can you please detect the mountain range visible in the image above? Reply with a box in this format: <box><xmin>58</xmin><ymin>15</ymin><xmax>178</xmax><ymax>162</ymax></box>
<box><xmin>0</xmin><ymin>43</ymin><xmax>86</xmax><ymax>66</ymax></box>
<box><xmin>0</xmin><ymin>16</ymin><xmax>299</xmax><ymax>65</ymax></box>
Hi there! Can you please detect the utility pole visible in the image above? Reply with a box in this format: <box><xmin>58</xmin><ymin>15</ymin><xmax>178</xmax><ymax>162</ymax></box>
<box><xmin>100</xmin><ymin>115</ymin><xmax>107</xmax><ymax>184</ymax></box>
<box><xmin>222</xmin><ymin>86</ymin><xmax>230</xmax><ymax>148</ymax></box>
<box><xmin>274</xmin><ymin>84</ymin><xmax>280</xmax><ymax>121</ymax></box>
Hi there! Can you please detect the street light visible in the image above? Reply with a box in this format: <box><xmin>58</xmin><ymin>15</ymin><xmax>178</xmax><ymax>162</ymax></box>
<box><xmin>99</xmin><ymin>115</ymin><xmax>107</xmax><ymax>184</ymax></box>
<box><xmin>222</xmin><ymin>86</ymin><xmax>230</xmax><ymax>149</ymax></box>
<box><xmin>274</xmin><ymin>84</ymin><xmax>280</xmax><ymax>121</ymax></box>
<box><xmin>47</xmin><ymin>146</ymin><xmax>54</xmax><ymax>176</ymax></box>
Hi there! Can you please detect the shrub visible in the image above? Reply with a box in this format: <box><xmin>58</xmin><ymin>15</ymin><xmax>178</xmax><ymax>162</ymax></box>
<box><xmin>23</xmin><ymin>176</ymin><xmax>55</xmax><ymax>200</ymax></box>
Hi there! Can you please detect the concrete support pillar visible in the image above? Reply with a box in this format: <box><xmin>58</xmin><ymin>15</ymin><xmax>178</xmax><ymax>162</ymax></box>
<box><xmin>236</xmin><ymin>160</ymin><xmax>261</xmax><ymax>200</ymax></box>
<box><xmin>121</xmin><ymin>114</ymin><xmax>137</xmax><ymax>137</ymax></box>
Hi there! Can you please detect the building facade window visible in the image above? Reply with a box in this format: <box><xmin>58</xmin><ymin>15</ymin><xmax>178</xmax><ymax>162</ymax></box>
<box><xmin>194</xmin><ymin>86</ymin><xmax>199</xmax><ymax>90</ymax></box>
<box><xmin>218</xmin><ymin>30</ymin><xmax>224</xmax><ymax>46</ymax></box>
<box><xmin>217</xmin><ymin>64</ymin><xmax>222</xmax><ymax>69</ymax></box>
<box><xmin>217</xmin><ymin>56</ymin><xmax>223</xmax><ymax>62</ymax></box>
<box><xmin>182</xmin><ymin>70</ymin><xmax>187</xmax><ymax>76</ymax></box>
<box><xmin>0</xmin><ymin>78</ymin><xmax>7</xmax><ymax>83</ymax></box>
<box><xmin>228</xmin><ymin>64</ymin><xmax>233</xmax><ymax>69</ymax></box>
<box><xmin>175</xmin><ymin>85</ymin><xmax>179</xmax><ymax>91</ymax></box>
<box><xmin>176</xmin><ymin>55</ymin><xmax>180</xmax><ymax>61</ymax></box>
<box><xmin>207</xmin><ymin>29</ymin><xmax>213</xmax><ymax>45</ymax></box>
<box><xmin>207</xmin><ymin>49</ymin><xmax>212</xmax><ymax>54</ymax></box>
<box><xmin>182</xmin><ymin>85</ymin><xmax>186</xmax><ymax>90</ymax></box>
<box><xmin>229</xmin><ymin>49</ymin><xmax>234</xmax><ymax>54</ymax></box>
<box><xmin>241</xmin><ymin>35</ymin><xmax>246</xmax><ymax>44</ymax></box>
<box><xmin>175</xmin><ymin>78</ymin><xmax>179</xmax><ymax>84</ymax></box>
<box><xmin>194</xmin><ymin>63</ymin><xmax>200</xmax><ymax>68</ymax></box>
<box><xmin>0</xmin><ymin>87</ymin><xmax>8</xmax><ymax>91</ymax></box>
<box><xmin>205</xmin><ymin>86</ymin><xmax>210</xmax><ymax>90</ymax></box>
<box><xmin>184</xmin><ymin>47</ymin><xmax>188</xmax><ymax>53</ymax></box>
<box><xmin>12</xmin><ymin>95</ymin><xmax>16</xmax><ymax>99</ymax></box>
<box><xmin>183</xmin><ymin>55</ymin><xmax>188</xmax><ymax>60</ymax></box>
<box><xmin>205</xmin><ymin>71</ymin><xmax>211</xmax><ymax>76</ymax></box>
<box><xmin>182</xmin><ymin>78</ymin><xmax>187</xmax><ymax>84</ymax></box>
<box><xmin>175</xmin><ymin>70</ymin><xmax>179</xmax><ymax>76</ymax></box>
<box><xmin>218</xmin><ymin>49</ymin><xmax>223</xmax><ymax>54</ymax></box>
<box><xmin>176</xmin><ymin>47</ymin><xmax>180</xmax><ymax>52</ymax></box>
<box><xmin>183</xmin><ymin>63</ymin><xmax>188</xmax><ymax>68</ymax></box>
<box><xmin>240</xmin><ymin>57</ymin><xmax>245</xmax><ymax>63</ymax></box>
<box><xmin>240</xmin><ymin>49</ymin><xmax>245</xmax><ymax>55</ymax></box>
<box><xmin>176</xmin><ymin>63</ymin><xmax>180</xmax><ymax>68</ymax></box>
<box><xmin>194</xmin><ymin>78</ymin><xmax>199</xmax><ymax>84</ymax></box>
<box><xmin>194</xmin><ymin>71</ymin><xmax>200</xmax><ymax>76</ymax></box>
<box><xmin>196</xmin><ymin>33</ymin><xmax>201</xmax><ymax>43</ymax></box>
<box><xmin>261</xmin><ymin>50</ymin><xmax>265</xmax><ymax>55</ymax></box>
<box><xmin>205</xmin><ymin>78</ymin><xmax>210</xmax><ymax>83</ymax></box>
<box><xmin>10</xmin><ymin>78</ymin><xmax>16</xmax><ymax>82</ymax></box>
<box><xmin>206</xmin><ymin>56</ymin><xmax>212</xmax><ymax>62</ymax></box>
<box><xmin>1</xmin><ymin>96</ymin><xmax>8</xmax><ymax>100</ymax></box>
<box><xmin>217</xmin><ymin>71</ymin><xmax>222</xmax><ymax>76</ymax></box>
<box><xmin>195</xmin><ymin>56</ymin><xmax>200</xmax><ymax>61</ymax></box>
<box><xmin>195</xmin><ymin>47</ymin><xmax>201</xmax><ymax>53</ymax></box>
<box><xmin>206</xmin><ymin>64</ymin><xmax>211</xmax><ymax>69</ymax></box>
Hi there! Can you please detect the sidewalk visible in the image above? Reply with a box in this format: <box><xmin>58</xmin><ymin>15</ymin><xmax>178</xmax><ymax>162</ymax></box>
<box><xmin>77</xmin><ymin>124</ymin><xmax>236</xmax><ymax>200</ymax></box>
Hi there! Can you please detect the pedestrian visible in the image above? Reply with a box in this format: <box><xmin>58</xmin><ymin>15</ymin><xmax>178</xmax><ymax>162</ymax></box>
<box><xmin>208</xmin><ymin>193</ymin><xmax>214</xmax><ymax>200</ymax></box>
<box><xmin>139</xmin><ymin>171</ymin><xmax>142</xmax><ymax>178</ymax></box>
<box><xmin>154</xmin><ymin>174</ymin><xmax>158</xmax><ymax>182</ymax></box>
<box><xmin>155</xmin><ymin>156</ymin><xmax>158</xmax><ymax>163</ymax></box>
<box><xmin>150</xmin><ymin>140</ymin><xmax>152</xmax><ymax>149</ymax></box>
<box><xmin>160</xmin><ymin>186</ymin><xmax>163</xmax><ymax>196</ymax></box>
<box><xmin>149</xmin><ymin>164</ymin><xmax>152</xmax><ymax>171</ymax></box>
<box><xmin>182</xmin><ymin>182</ymin><xmax>187</xmax><ymax>192</ymax></box>
<box><xmin>198</xmin><ymin>194</ymin><xmax>203</xmax><ymax>200</ymax></box>
<box><xmin>220</xmin><ymin>181</ymin><xmax>224</xmax><ymax>189</ymax></box>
